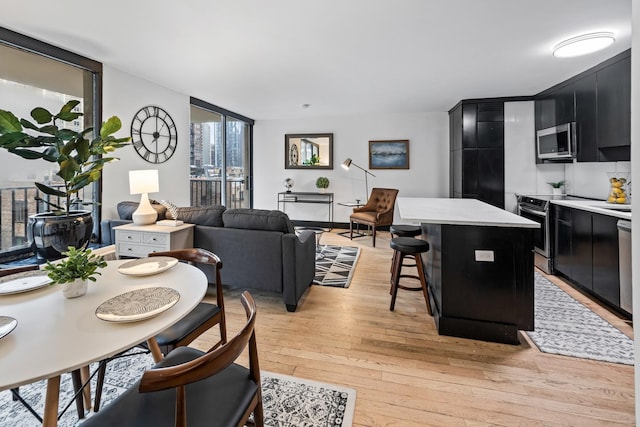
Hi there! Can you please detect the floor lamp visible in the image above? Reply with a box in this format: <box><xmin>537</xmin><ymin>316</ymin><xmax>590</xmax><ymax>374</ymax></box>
<box><xmin>342</xmin><ymin>158</ymin><xmax>376</xmax><ymax>198</ymax></box>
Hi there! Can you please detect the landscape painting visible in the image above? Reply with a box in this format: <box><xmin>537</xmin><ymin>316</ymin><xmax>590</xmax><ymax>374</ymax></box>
<box><xmin>368</xmin><ymin>140</ymin><xmax>409</xmax><ymax>169</ymax></box>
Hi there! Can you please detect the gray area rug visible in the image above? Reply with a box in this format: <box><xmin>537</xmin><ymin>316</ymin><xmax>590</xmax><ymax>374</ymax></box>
<box><xmin>525</xmin><ymin>272</ymin><xmax>634</xmax><ymax>365</ymax></box>
<box><xmin>0</xmin><ymin>350</ymin><xmax>356</xmax><ymax>427</ymax></box>
<box><xmin>313</xmin><ymin>245</ymin><xmax>360</xmax><ymax>288</ymax></box>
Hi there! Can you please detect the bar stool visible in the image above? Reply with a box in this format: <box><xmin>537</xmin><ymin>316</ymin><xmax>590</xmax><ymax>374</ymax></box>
<box><xmin>389</xmin><ymin>236</ymin><xmax>432</xmax><ymax>315</ymax></box>
<box><xmin>389</xmin><ymin>224</ymin><xmax>422</xmax><ymax>281</ymax></box>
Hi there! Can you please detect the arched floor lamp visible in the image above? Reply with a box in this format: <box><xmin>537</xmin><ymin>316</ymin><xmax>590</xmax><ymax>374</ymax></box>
<box><xmin>342</xmin><ymin>158</ymin><xmax>375</xmax><ymax>198</ymax></box>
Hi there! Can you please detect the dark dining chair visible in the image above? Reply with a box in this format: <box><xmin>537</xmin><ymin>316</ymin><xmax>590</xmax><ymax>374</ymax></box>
<box><xmin>82</xmin><ymin>291</ymin><xmax>264</xmax><ymax>427</ymax></box>
<box><xmin>94</xmin><ymin>248</ymin><xmax>227</xmax><ymax>411</ymax></box>
<box><xmin>349</xmin><ymin>188</ymin><xmax>399</xmax><ymax>247</ymax></box>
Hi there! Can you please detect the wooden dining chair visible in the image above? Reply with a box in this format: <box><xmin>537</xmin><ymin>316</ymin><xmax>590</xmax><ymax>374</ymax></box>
<box><xmin>94</xmin><ymin>248</ymin><xmax>226</xmax><ymax>411</ymax></box>
<box><xmin>82</xmin><ymin>291</ymin><xmax>264</xmax><ymax>427</ymax></box>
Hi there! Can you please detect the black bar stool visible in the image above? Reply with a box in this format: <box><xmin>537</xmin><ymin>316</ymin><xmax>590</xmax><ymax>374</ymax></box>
<box><xmin>389</xmin><ymin>224</ymin><xmax>422</xmax><ymax>281</ymax></box>
<box><xmin>389</xmin><ymin>236</ymin><xmax>432</xmax><ymax>315</ymax></box>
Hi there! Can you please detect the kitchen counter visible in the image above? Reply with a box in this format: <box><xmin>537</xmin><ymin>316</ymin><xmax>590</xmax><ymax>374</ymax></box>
<box><xmin>551</xmin><ymin>199</ymin><xmax>631</xmax><ymax>220</ymax></box>
<box><xmin>396</xmin><ymin>197</ymin><xmax>535</xmax><ymax>344</ymax></box>
<box><xmin>397</xmin><ymin>197</ymin><xmax>540</xmax><ymax>228</ymax></box>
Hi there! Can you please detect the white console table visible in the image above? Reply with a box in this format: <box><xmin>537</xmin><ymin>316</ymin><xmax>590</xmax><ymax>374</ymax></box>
<box><xmin>114</xmin><ymin>223</ymin><xmax>195</xmax><ymax>258</ymax></box>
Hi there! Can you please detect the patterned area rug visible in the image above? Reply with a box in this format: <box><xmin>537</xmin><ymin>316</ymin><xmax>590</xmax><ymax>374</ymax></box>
<box><xmin>0</xmin><ymin>350</ymin><xmax>356</xmax><ymax>427</ymax></box>
<box><xmin>313</xmin><ymin>245</ymin><xmax>360</xmax><ymax>288</ymax></box>
<box><xmin>525</xmin><ymin>272</ymin><xmax>634</xmax><ymax>365</ymax></box>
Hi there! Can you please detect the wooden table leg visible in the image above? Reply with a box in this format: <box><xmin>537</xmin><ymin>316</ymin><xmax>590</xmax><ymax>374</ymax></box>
<box><xmin>80</xmin><ymin>365</ymin><xmax>91</xmax><ymax>410</ymax></box>
<box><xmin>42</xmin><ymin>375</ymin><xmax>60</xmax><ymax>427</ymax></box>
<box><xmin>147</xmin><ymin>337</ymin><xmax>164</xmax><ymax>363</ymax></box>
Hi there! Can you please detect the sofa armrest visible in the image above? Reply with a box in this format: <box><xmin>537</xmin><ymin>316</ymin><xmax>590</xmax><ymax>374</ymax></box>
<box><xmin>100</xmin><ymin>219</ymin><xmax>133</xmax><ymax>245</ymax></box>
<box><xmin>282</xmin><ymin>230</ymin><xmax>316</xmax><ymax>311</ymax></box>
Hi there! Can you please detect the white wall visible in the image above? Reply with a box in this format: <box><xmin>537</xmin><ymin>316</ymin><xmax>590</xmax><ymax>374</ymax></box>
<box><xmin>252</xmin><ymin>112</ymin><xmax>450</xmax><ymax>223</ymax></box>
<box><xmin>101</xmin><ymin>66</ymin><xmax>191</xmax><ymax>220</ymax></box>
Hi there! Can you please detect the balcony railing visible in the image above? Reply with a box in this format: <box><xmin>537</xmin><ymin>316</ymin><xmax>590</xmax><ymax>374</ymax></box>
<box><xmin>0</xmin><ymin>179</ymin><xmax>246</xmax><ymax>256</ymax></box>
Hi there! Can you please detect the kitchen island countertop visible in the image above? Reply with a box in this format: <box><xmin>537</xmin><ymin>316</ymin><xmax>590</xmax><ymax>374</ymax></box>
<box><xmin>397</xmin><ymin>197</ymin><xmax>540</xmax><ymax>228</ymax></box>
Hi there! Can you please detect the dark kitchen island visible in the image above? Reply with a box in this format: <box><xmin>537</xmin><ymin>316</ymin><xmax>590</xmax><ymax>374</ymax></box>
<box><xmin>396</xmin><ymin>197</ymin><xmax>539</xmax><ymax>344</ymax></box>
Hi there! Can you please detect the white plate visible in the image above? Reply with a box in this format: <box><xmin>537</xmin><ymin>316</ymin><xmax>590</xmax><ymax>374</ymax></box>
<box><xmin>0</xmin><ymin>316</ymin><xmax>18</xmax><ymax>339</ymax></box>
<box><xmin>95</xmin><ymin>287</ymin><xmax>180</xmax><ymax>323</ymax></box>
<box><xmin>0</xmin><ymin>275</ymin><xmax>52</xmax><ymax>295</ymax></box>
<box><xmin>117</xmin><ymin>257</ymin><xmax>179</xmax><ymax>276</ymax></box>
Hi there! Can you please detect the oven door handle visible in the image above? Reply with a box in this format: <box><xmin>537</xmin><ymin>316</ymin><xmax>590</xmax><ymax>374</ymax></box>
<box><xmin>519</xmin><ymin>207</ymin><xmax>547</xmax><ymax>218</ymax></box>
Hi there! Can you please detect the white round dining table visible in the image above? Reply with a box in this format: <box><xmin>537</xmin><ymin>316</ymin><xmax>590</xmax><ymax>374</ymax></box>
<box><xmin>0</xmin><ymin>259</ymin><xmax>207</xmax><ymax>426</ymax></box>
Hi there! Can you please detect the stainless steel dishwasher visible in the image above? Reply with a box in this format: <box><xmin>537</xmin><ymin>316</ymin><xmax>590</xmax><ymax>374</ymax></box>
<box><xmin>617</xmin><ymin>219</ymin><xmax>632</xmax><ymax>313</ymax></box>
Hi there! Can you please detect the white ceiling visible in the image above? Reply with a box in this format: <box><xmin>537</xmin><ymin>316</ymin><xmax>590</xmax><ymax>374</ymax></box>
<box><xmin>0</xmin><ymin>0</ymin><xmax>632</xmax><ymax>121</ymax></box>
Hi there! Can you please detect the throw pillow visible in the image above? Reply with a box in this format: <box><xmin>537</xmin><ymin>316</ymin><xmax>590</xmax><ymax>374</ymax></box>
<box><xmin>117</xmin><ymin>201</ymin><xmax>167</xmax><ymax>220</ymax></box>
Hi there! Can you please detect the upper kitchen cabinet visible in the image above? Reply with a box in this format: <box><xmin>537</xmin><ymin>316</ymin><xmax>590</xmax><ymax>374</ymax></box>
<box><xmin>534</xmin><ymin>83</ymin><xmax>575</xmax><ymax>131</ymax></box>
<box><xmin>596</xmin><ymin>55</ymin><xmax>631</xmax><ymax>159</ymax></box>
<box><xmin>534</xmin><ymin>49</ymin><xmax>631</xmax><ymax>163</ymax></box>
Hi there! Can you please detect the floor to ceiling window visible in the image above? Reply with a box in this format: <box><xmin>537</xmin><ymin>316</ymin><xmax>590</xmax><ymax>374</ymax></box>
<box><xmin>0</xmin><ymin>27</ymin><xmax>102</xmax><ymax>259</ymax></box>
<box><xmin>189</xmin><ymin>97</ymin><xmax>254</xmax><ymax>208</ymax></box>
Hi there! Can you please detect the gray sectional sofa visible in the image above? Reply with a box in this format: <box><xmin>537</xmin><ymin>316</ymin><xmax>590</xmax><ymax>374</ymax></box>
<box><xmin>101</xmin><ymin>202</ymin><xmax>316</xmax><ymax>311</ymax></box>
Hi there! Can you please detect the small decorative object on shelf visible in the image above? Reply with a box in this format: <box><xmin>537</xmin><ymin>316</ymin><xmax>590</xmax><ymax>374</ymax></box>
<box><xmin>283</xmin><ymin>178</ymin><xmax>295</xmax><ymax>193</ymax></box>
<box><xmin>316</xmin><ymin>177</ymin><xmax>330</xmax><ymax>193</ymax></box>
<box><xmin>607</xmin><ymin>173</ymin><xmax>629</xmax><ymax>204</ymax></box>
<box><xmin>44</xmin><ymin>246</ymin><xmax>107</xmax><ymax>298</ymax></box>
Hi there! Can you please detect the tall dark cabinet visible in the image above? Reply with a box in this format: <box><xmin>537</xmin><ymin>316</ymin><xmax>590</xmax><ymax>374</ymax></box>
<box><xmin>449</xmin><ymin>100</ymin><xmax>504</xmax><ymax>209</ymax></box>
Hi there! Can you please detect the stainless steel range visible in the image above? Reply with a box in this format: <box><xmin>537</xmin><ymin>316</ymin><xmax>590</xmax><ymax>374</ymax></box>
<box><xmin>515</xmin><ymin>194</ymin><xmax>586</xmax><ymax>274</ymax></box>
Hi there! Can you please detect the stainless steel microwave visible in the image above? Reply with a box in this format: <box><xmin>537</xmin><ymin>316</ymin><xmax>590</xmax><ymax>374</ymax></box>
<box><xmin>536</xmin><ymin>123</ymin><xmax>575</xmax><ymax>160</ymax></box>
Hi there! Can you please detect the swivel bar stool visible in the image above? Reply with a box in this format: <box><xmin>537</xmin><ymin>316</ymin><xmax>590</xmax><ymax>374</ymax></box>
<box><xmin>389</xmin><ymin>236</ymin><xmax>432</xmax><ymax>315</ymax></box>
<box><xmin>389</xmin><ymin>225</ymin><xmax>422</xmax><ymax>278</ymax></box>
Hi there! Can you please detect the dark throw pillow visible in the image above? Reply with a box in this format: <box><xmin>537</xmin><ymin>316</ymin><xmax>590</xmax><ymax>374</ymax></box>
<box><xmin>166</xmin><ymin>206</ymin><xmax>226</xmax><ymax>227</ymax></box>
<box><xmin>117</xmin><ymin>201</ymin><xmax>167</xmax><ymax>220</ymax></box>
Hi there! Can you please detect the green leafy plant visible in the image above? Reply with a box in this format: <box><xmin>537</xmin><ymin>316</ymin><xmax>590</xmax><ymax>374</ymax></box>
<box><xmin>303</xmin><ymin>154</ymin><xmax>320</xmax><ymax>165</ymax></box>
<box><xmin>0</xmin><ymin>100</ymin><xmax>130</xmax><ymax>215</ymax></box>
<box><xmin>316</xmin><ymin>176</ymin><xmax>330</xmax><ymax>189</ymax></box>
<box><xmin>44</xmin><ymin>246</ymin><xmax>107</xmax><ymax>284</ymax></box>
<box><xmin>547</xmin><ymin>180</ymin><xmax>566</xmax><ymax>189</ymax></box>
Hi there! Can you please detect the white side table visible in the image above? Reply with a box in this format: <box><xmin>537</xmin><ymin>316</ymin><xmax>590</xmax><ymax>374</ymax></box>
<box><xmin>114</xmin><ymin>223</ymin><xmax>195</xmax><ymax>258</ymax></box>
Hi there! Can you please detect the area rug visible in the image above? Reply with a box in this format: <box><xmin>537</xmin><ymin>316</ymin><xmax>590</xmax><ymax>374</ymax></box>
<box><xmin>313</xmin><ymin>245</ymin><xmax>360</xmax><ymax>288</ymax></box>
<box><xmin>0</xmin><ymin>350</ymin><xmax>356</xmax><ymax>427</ymax></box>
<box><xmin>525</xmin><ymin>272</ymin><xmax>634</xmax><ymax>365</ymax></box>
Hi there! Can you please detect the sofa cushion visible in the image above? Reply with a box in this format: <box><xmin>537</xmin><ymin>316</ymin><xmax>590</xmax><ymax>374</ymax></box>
<box><xmin>166</xmin><ymin>206</ymin><xmax>226</xmax><ymax>227</ymax></box>
<box><xmin>222</xmin><ymin>209</ymin><xmax>295</xmax><ymax>234</ymax></box>
<box><xmin>117</xmin><ymin>201</ymin><xmax>167</xmax><ymax>220</ymax></box>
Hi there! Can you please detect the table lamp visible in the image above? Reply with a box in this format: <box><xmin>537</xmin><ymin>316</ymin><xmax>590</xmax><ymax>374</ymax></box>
<box><xmin>129</xmin><ymin>169</ymin><xmax>160</xmax><ymax>225</ymax></box>
<box><xmin>342</xmin><ymin>158</ymin><xmax>376</xmax><ymax>197</ymax></box>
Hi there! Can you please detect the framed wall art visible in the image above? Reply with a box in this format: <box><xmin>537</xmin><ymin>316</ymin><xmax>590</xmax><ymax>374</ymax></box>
<box><xmin>368</xmin><ymin>140</ymin><xmax>409</xmax><ymax>169</ymax></box>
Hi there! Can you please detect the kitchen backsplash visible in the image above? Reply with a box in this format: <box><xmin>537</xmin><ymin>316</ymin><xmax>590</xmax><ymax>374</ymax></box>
<box><xmin>536</xmin><ymin>161</ymin><xmax>631</xmax><ymax>201</ymax></box>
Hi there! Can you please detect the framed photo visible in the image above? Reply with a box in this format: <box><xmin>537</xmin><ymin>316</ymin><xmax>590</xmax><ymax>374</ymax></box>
<box><xmin>285</xmin><ymin>133</ymin><xmax>333</xmax><ymax>169</ymax></box>
<box><xmin>368</xmin><ymin>140</ymin><xmax>409</xmax><ymax>169</ymax></box>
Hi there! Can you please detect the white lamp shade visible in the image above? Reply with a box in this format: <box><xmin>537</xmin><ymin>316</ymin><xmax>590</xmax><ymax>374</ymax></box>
<box><xmin>129</xmin><ymin>169</ymin><xmax>159</xmax><ymax>225</ymax></box>
<box><xmin>129</xmin><ymin>169</ymin><xmax>159</xmax><ymax>195</ymax></box>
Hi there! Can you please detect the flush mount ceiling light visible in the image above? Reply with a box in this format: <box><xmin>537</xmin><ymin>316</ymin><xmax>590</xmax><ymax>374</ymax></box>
<box><xmin>552</xmin><ymin>32</ymin><xmax>615</xmax><ymax>58</ymax></box>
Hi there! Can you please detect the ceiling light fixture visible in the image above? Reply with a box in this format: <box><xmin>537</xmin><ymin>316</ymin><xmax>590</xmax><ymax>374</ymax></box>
<box><xmin>552</xmin><ymin>32</ymin><xmax>615</xmax><ymax>58</ymax></box>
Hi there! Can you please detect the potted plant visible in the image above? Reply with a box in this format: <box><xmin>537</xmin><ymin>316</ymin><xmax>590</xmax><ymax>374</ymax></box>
<box><xmin>44</xmin><ymin>246</ymin><xmax>108</xmax><ymax>298</ymax></box>
<box><xmin>0</xmin><ymin>100</ymin><xmax>130</xmax><ymax>259</ymax></box>
<box><xmin>316</xmin><ymin>177</ymin><xmax>330</xmax><ymax>193</ymax></box>
<box><xmin>547</xmin><ymin>180</ymin><xmax>566</xmax><ymax>196</ymax></box>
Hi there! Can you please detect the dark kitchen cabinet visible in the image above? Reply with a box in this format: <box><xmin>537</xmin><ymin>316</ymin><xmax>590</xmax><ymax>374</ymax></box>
<box><xmin>534</xmin><ymin>83</ymin><xmax>574</xmax><ymax>131</ymax></box>
<box><xmin>574</xmin><ymin>74</ymin><xmax>598</xmax><ymax>162</ymax></box>
<box><xmin>449</xmin><ymin>100</ymin><xmax>504</xmax><ymax>209</ymax></box>
<box><xmin>597</xmin><ymin>55</ymin><xmax>631</xmax><ymax>155</ymax></box>
<box><xmin>553</xmin><ymin>205</ymin><xmax>572</xmax><ymax>277</ymax></box>
<box><xmin>535</xmin><ymin>49</ymin><xmax>630</xmax><ymax>162</ymax></box>
<box><xmin>552</xmin><ymin>204</ymin><xmax>622</xmax><ymax>312</ymax></box>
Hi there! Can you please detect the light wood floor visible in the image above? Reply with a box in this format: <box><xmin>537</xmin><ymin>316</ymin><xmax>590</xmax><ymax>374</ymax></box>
<box><xmin>192</xmin><ymin>230</ymin><xmax>635</xmax><ymax>426</ymax></box>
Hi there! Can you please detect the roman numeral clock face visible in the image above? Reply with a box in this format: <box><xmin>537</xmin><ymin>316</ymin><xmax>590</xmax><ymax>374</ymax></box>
<box><xmin>131</xmin><ymin>106</ymin><xmax>177</xmax><ymax>163</ymax></box>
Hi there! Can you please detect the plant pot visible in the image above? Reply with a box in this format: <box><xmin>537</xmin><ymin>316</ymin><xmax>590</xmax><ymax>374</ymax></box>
<box><xmin>552</xmin><ymin>188</ymin><xmax>564</xmax><ymax>196</ymax></box>
<box><xmin>317</xmin><ymin>187</ymin><xmax>327</xmax><ymax>194</ymax></box>
<box><xmin>62</xmin><ymin>278</ymin><xmax>88</xmax><ymax>299</ymax></box>
<box><xmin>28</xmin><ymin>211</ymin><xmax>93</xmax><ymax>261</ymax></box>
